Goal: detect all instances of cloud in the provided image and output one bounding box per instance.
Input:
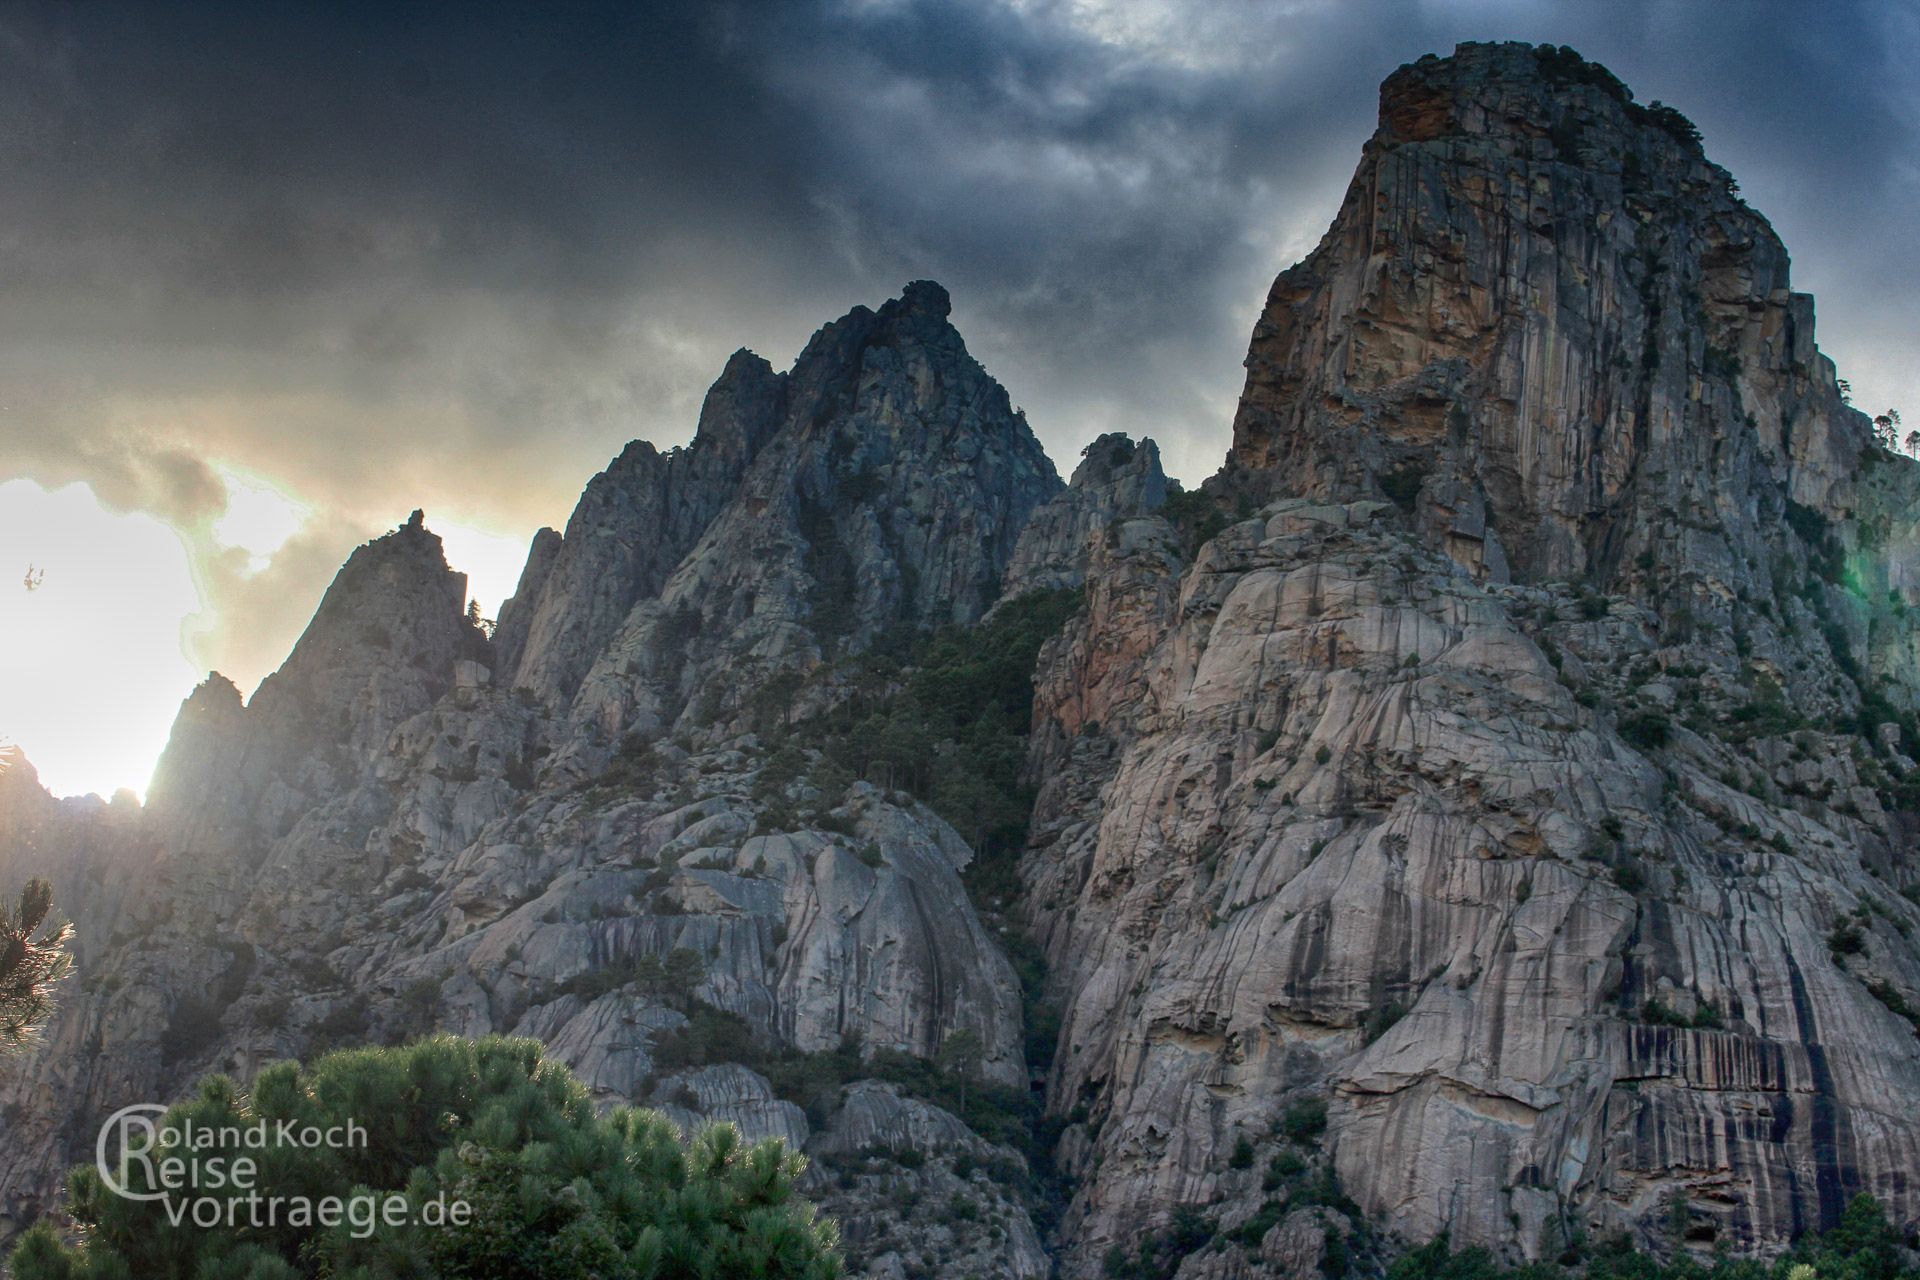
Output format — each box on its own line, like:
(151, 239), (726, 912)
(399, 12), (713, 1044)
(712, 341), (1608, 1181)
(0, 0), (1914, 786)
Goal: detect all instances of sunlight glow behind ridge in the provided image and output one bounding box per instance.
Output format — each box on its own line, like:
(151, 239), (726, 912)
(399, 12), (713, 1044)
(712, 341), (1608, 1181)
(433, 520), (530, 627)
(0, 479), (202, 801)
(0, 477), (537, 801)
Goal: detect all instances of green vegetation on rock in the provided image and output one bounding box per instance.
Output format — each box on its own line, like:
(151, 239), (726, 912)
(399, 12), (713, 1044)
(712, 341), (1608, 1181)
(1387, 1195), (1916, 1280)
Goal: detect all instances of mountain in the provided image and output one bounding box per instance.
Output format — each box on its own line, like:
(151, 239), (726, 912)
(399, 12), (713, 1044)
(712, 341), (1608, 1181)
(1024, 41), (1920, 1274)
(3, 40), (1919, 1280)
(0, 280), (1076, 1276)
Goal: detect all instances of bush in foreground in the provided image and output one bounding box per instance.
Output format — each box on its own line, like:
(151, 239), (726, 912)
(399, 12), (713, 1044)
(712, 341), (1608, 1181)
(12, 1034), (841, 1279)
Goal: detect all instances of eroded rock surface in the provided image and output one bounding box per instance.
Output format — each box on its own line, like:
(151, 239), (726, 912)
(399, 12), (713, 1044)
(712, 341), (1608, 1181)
(1005, 433), (1169, 596)
(1022, 41), (1920, 1277)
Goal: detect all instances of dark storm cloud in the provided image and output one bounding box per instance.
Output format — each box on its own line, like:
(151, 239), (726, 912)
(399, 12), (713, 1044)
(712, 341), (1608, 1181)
(1, 0), (1914, 688)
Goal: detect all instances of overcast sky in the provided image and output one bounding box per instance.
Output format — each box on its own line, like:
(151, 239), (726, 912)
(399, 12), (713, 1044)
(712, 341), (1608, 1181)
(2, 0), (1916, 794)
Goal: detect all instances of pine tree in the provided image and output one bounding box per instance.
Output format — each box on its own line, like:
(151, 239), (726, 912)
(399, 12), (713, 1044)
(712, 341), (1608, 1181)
(11, 1035), (842, 1279)
(935, 1028), (984, 1114)
(661, 947), (706, 1006)
(0, 879), (72, 1052)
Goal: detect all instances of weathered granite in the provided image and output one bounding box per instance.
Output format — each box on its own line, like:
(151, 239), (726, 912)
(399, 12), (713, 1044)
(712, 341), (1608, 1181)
(4, 45), (1919, 1280)
(1020, 42), (1920, 1277)
(1005, 432), (1169, 596)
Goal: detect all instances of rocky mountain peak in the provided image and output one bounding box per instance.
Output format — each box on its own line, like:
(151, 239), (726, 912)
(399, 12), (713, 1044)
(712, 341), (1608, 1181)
(561, 282), (1060, 742)
(153, 513), (489, 811)
(9, 47), (1920, 1280)
(496, 281), (1041, 720)
(0, 746), (39, 797)
(143, 674), (249, 829)
(1020, 42), (1920, 1273)
(1223, 41), (1868, 591)
(692, 348), (785, 461)
(148, 672), (243, 764)
(253, 514), (474, 706)
(180, 670), (243, 712)
(0, 284), (1062, 1270)
(1004, 432), (1168, 595)
(874, 278), (953, 333)
(1068, 433), (1161, 490)
(1379, 42), (1701, 160)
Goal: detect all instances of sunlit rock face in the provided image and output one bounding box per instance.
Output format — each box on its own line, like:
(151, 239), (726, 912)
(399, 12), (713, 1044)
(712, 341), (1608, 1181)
(1022, 41), (1920, 1276)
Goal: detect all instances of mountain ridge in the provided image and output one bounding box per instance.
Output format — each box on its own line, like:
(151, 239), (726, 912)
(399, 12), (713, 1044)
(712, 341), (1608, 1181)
(3, 40), (1919, 1280)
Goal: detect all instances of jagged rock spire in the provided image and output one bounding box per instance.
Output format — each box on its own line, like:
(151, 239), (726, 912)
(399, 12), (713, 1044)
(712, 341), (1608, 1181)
(1003, 433), (1168, 594)
(502, 281), (1060, 735)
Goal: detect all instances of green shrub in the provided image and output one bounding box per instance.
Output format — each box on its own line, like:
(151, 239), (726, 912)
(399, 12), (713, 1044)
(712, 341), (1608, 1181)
(601, 736), (668, 794)
(1619, 711), (1672, 750)
(1107, 1205), (1218, 1278)
(1611, 860), (1648, 894)
(1640, 998), (1690, 1028)
(648, 1003), (1058, 1183)
(1829, 923), (1867, 957)
(1629, 99), (1704, 150)
(1281, 1098), (1328, 1144)
(1230, 1197), (1288, 1247)
(159, 994), (225, 1066)
(1364, 1000), (1408, 1044)
(797, 587), (1082, 901)
(1389, 1193), (1915, 1279)
(1161, 485), (1231, 556)
(1786, 500), (1844, 583)
(1264, 1149), (1307, 1191)
(652, 947), (707, 998)
(399, 977), (442, 1023)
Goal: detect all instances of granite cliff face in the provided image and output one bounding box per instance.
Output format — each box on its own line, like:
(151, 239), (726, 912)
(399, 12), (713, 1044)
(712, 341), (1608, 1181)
(4, 41), (1919, 1280)
(1022, 41), (1920, 1276)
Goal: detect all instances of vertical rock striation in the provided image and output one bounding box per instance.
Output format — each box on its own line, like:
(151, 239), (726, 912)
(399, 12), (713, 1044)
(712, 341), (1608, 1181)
(1022, 42), (1920, 1276)
(1222, 42), (1866, 589)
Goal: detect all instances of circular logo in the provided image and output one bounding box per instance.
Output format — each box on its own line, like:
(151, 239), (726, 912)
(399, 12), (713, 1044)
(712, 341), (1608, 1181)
(96, 1103), (172, 1202)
